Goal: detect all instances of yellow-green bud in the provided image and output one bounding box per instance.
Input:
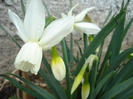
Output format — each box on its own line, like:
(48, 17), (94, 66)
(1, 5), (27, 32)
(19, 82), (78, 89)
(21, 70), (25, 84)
(82, 72), (90, 99)
(71, 64), (88, 94)
(51, 46), (66, 81)
(82, 82), (90, 99)
(85, 54), (98, 71)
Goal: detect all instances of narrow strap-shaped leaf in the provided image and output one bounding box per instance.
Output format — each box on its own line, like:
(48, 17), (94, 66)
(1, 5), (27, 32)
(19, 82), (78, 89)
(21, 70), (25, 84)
(83, 33), (88, 51)
(41, 56), (67, 99)
(101, 48), (133, 93)
(7, 73), (56, 99)
(42, 55), (53, 75)
(90, 71), (115, 99)
(108, 47), (133, 72)
(96, 11), (113, 83)
(39, 68), (67, 99)
(20, 0), (25, 16)
(69, 33), (74, 69)
(122, 18), (133, 40)
(124, 0), (130, 10)
(110, 15), (125, 61)
(74, 39), (83, 57)
(108, 57), (133, 89)
(99, 77), (133, 99)
(0, 74), (45, 99)
(69, 0), (73, 8)
(39, 69), (59, 98)
(74, 10), (126, 76)
(43, 1), (50, 17)
(89, 62), (98, 98)
(0, 25), (21, 48)
(102, 11), (112, 28)
(96, 14), (133, 83)
(61, 38), (72, 99)
(113, 85), (133, 99)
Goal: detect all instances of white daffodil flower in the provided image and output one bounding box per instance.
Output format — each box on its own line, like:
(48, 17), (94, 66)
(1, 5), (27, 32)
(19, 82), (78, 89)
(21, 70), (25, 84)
(61, 4), (101, 35)
(8, 0), (74, 75)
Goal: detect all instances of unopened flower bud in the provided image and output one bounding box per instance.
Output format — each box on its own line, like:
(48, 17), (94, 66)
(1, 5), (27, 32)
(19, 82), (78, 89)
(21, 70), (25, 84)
(82, 72), (90, 99)
(71, 64), (88, 94)
(51, 46), (66, 81)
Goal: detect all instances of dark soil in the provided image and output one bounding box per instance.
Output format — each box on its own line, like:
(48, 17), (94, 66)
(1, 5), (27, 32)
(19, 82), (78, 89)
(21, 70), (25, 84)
(0, 81), (16, 99)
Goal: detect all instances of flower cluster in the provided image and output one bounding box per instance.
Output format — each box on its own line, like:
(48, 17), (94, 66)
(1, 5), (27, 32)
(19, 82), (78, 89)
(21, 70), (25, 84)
(8, 0), (100, 81)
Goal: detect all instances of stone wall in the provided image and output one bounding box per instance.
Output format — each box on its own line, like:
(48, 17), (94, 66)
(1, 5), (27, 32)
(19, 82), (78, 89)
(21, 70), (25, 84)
(0, 0), (133, 76)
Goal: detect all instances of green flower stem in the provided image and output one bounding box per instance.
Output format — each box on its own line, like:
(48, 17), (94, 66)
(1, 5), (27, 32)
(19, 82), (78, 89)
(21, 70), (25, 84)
(88, 35), (94, 43)
(61, 38), (72, 99)
(69, 0), (73, 8)
(0, 25), (21, 48)
(51, 46), (58, 58)
(83, 33), (88, 51)
(84, 71), (89, 84)
(43, 0), (50, 17)
(70, 33), (74, 69)
(20, 0), (25, 16)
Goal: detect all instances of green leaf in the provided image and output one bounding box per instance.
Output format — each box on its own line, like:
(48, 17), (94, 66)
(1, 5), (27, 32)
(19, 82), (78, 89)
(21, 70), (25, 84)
(98, 10), (126, 81)
(102, 11), (112, 28)
(0, 25), (21, 48)
(74, 38), (83, 57)
(110, 15), (125, 62)
(45, 16), (56, 27)
(20, 0), (25, 16)
(69, 0), (73, 8)
(83, 33), (88, 51)
(108, 48), (133, 72)
(122, 18), (133, 40)
(69, 33), (74, 69)
(41, 56), (67, 99)
(99, 77), (133, 99)
(90, 71), (115, 99)
(74, 10), (126, 76)
(6, 73), (56, 99)
(113, 85), (133, 99)
(100, 48), (133, 93)
(43, 1), (50, 16)
(95, 10), (113, 83)
(0, 74), (45, 99)
(39, 68), (67, 99)
(61, 38), (72, 99)
(108, 57), (133, 89)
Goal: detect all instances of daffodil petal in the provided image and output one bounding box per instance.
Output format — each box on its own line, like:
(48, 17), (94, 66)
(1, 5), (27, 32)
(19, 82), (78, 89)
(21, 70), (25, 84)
(51, 56), (66, 81)
(74, 22), (101, 35)
(8, 9), (28, 42)
(15, 42), (42, 75)
(61, 13), (67, 18)
(75, 7), (95, 22)
(68, 4), (79, 16)
(24, 0), (45, 42)
(26, 0), (31, 9)
(39, 16), (74, 50)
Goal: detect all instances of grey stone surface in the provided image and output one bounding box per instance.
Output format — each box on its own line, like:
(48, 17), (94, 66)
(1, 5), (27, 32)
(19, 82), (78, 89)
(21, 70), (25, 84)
(0, 0), (133, 74)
